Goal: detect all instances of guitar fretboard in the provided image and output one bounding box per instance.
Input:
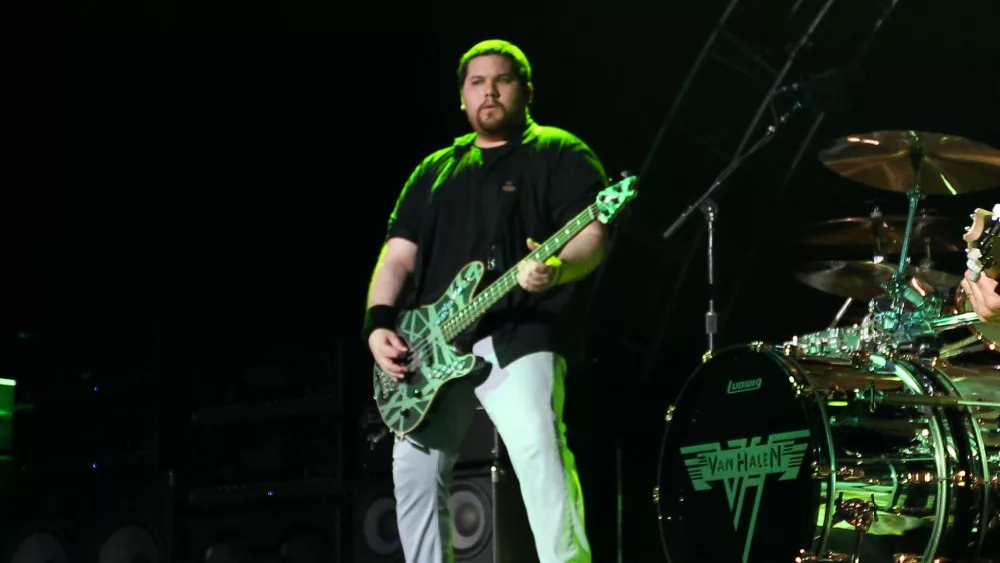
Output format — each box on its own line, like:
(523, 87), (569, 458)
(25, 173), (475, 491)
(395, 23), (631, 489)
(440, 202), (600, 342)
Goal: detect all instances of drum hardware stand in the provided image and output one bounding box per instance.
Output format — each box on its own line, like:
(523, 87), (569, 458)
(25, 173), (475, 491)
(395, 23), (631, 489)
(938, 334), (982, 358)
(859, 382), (1000, 409)
(858, 383), (879, 413)
(918, 237), (934, 270)
(894, 147), (926, 276)
(886, 143), (927, 318)
(827, 206), (887, 329)
(858, 143), (934, 349)
(831, 492), (879, 563)
(869, 205), (886, 264)
(929, 311), (981, 331)
(827, 297), (854, 328)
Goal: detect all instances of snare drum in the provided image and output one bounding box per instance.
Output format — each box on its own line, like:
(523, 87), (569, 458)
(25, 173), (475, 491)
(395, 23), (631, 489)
(655, 344), (1000, 563)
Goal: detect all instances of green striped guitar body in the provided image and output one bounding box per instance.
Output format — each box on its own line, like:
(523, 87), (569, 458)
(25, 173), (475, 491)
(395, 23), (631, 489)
(373, 175), (639, 436)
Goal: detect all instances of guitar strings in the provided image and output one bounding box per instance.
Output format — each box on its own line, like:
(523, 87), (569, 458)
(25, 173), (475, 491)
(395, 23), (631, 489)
(395, 270), (517, 372)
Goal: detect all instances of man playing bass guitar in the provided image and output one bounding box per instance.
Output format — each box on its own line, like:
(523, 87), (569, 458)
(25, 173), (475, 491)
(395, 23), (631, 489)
(362, 39), (606, 563)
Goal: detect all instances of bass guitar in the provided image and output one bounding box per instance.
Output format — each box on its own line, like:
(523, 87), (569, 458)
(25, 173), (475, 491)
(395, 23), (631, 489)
(372, 175), (639, 436)
(963, 203), (1000, 281)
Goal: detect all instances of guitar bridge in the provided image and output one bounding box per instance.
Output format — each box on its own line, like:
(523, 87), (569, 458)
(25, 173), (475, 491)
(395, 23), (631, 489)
(378, 373), (399, 397)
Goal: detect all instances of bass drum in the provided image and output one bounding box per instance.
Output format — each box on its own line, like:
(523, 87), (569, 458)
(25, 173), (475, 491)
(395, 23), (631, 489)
(655, 344), (1000, 563)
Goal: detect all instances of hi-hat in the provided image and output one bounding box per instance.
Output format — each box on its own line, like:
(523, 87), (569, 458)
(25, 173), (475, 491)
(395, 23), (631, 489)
(795, 260), (962, 300)
(819, 131), (1000, 194)
(800, 215), (961, 253)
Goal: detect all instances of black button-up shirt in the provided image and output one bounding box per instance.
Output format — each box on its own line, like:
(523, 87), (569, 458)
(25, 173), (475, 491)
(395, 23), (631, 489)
(386, 118), (607, 369)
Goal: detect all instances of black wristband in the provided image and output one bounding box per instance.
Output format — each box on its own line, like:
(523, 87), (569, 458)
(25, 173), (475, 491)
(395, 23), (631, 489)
(362, 304), (400, 343)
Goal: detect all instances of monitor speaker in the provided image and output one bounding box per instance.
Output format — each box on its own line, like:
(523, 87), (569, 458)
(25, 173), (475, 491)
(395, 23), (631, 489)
(350, 465), (536, 563)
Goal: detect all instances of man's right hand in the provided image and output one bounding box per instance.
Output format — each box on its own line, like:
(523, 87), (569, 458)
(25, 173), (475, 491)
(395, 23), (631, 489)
(368, 328), (409, 380)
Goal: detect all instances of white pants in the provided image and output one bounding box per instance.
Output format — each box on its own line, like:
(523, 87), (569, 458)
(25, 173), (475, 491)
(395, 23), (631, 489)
(392, 336), (590, 563)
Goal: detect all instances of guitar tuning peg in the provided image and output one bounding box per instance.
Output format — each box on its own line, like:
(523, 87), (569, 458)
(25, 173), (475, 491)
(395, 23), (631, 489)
(620, 170), (632, 179)
(965, 226), (971, 232)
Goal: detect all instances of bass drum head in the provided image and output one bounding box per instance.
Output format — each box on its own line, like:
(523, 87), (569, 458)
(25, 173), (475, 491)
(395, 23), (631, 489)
(657, 345), (824, 563)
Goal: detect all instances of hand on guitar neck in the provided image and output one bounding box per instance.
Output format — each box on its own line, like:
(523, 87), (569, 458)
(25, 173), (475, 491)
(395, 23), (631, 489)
(961, 204), (1000, 324)
(960, 272), (1000, 324)
(516, 237), (563, 293)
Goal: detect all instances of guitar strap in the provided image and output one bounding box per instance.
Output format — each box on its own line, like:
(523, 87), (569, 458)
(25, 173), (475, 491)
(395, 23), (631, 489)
(476, 144), (519, 273)
(481, 176), (520, 334)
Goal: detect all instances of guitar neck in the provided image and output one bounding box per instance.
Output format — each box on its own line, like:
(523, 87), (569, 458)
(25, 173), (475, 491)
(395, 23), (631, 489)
(966, 207), (1000, 279)
(440, 202), (600, 341)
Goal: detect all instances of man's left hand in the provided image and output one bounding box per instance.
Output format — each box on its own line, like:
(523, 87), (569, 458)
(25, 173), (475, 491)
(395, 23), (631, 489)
(961, 269), (1000, 324)
(517, 238), (562, 293)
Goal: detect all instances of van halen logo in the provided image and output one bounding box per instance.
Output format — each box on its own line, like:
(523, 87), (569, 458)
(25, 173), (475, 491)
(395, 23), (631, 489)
(680, 429), (810, 563)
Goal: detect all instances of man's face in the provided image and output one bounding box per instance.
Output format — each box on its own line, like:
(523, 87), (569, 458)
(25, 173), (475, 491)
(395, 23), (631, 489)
(460, 54), (529, 137)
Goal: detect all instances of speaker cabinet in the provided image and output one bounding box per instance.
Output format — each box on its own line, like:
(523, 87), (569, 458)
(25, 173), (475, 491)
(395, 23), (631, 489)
(351, 465), (536, 563)
(352, 480), (400, 563)
(0, 470), (174, 563)
(182, 497), (342, 563)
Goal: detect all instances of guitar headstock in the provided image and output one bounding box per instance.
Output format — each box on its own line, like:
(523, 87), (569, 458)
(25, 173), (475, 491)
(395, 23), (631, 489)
(596, 175), (639, 224)
(963, 203), (1000, 282)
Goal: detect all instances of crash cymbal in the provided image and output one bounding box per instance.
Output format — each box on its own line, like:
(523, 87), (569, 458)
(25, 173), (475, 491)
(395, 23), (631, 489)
(800, 215), (962, 253)
(795, 260), (962, 300)
(819, 131), (1000, 194)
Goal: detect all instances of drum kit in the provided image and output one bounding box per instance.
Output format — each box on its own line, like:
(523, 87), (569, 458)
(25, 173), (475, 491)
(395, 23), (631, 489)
(655, 131), (1000, 563)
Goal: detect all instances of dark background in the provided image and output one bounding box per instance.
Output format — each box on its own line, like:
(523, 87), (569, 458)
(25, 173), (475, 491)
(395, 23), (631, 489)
(4, 0), (1000, 560)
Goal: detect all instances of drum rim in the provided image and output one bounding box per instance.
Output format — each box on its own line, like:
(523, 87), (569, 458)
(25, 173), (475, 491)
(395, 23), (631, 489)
(887, 359), (952, 560)
(918, 360), (994, 559)
(653, 343), (837, 561)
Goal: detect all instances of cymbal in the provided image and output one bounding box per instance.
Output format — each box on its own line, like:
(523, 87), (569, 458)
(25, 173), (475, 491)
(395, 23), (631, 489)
(800, 215), (962, 253)
(819, 131), (1000, 194)
(795, 260), (962, 300)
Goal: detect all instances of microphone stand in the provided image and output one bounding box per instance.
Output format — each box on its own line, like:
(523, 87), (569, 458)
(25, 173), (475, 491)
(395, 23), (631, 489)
(662, 101), (803, 353)
(702, 198), (718, 353)
(662, 102), (803, 241)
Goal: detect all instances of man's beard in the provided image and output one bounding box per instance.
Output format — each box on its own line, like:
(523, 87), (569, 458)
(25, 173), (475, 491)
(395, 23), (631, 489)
(473, 104), (514, 136)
